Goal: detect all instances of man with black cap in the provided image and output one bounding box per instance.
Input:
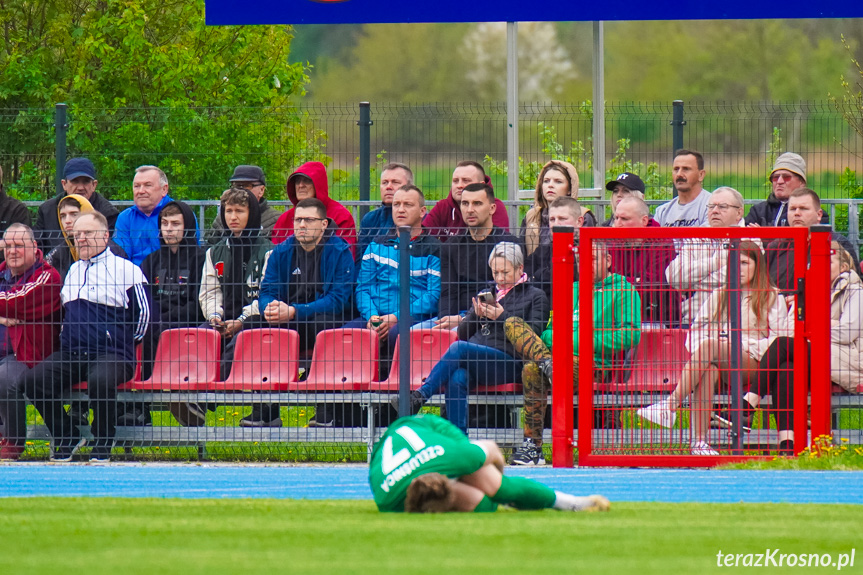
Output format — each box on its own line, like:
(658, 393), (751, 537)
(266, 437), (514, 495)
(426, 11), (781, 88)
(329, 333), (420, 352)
(34, 158), (119, 252)
(206, 165), (280, 244)
(745, 152), (827, 227)
(602, 172), (648, 227)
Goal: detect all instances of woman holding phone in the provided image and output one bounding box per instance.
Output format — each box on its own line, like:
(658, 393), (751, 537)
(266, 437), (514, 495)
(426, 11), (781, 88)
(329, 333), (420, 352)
(394, 242), (549, 434)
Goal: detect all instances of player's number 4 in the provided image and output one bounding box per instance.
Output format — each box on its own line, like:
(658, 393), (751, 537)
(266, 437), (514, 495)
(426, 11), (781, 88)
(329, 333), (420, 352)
(380, 427), (427, 474)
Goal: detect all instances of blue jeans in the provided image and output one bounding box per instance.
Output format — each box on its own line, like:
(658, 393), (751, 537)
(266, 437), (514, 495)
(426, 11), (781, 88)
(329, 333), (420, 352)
(416, 341), (522, 434)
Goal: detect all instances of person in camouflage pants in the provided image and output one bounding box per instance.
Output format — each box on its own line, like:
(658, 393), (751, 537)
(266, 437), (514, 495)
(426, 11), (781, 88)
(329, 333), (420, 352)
(503, 316), (578, 447)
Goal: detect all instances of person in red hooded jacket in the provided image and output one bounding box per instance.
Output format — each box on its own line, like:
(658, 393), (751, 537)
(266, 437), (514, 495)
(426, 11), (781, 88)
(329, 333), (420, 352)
(271, 161), (357, 254)
(0, 224), (63, 460)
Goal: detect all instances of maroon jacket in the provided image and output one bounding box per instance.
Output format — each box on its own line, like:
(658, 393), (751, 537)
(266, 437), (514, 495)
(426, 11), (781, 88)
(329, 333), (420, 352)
(0, 252), (63, 367)
(609, 220), (680, 324)
(423, 176), (510, 241)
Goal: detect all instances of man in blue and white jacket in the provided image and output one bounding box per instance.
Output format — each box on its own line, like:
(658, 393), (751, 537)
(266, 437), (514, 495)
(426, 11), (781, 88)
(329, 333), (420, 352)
(344, 185), (441, 354)
(21, 212), (152, 462)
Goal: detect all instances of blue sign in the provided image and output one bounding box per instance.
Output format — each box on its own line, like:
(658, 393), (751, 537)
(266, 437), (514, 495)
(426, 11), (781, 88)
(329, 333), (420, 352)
(206, 0), (863, 26)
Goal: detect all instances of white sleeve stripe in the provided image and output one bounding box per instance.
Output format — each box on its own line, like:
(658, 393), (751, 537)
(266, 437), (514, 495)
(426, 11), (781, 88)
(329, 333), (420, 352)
(0, 270), (53, 302)
(133, 283), (149, 340)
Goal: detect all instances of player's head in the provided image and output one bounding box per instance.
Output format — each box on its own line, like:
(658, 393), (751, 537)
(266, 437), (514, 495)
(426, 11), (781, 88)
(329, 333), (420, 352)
(405, 473), (456, 513)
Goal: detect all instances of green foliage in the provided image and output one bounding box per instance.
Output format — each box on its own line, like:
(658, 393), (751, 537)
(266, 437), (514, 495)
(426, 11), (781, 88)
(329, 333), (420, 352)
(723, 435), (863, 470)
(0, 0), (315, 201)
(830, 34), (863, 143)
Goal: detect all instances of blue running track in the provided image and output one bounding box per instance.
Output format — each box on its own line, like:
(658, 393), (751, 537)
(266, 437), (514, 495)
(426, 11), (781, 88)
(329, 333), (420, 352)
(1, 464), (861, 504)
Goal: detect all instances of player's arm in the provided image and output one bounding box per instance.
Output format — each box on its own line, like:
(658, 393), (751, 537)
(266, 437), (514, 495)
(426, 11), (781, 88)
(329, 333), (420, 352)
(473, 440), (505, 473)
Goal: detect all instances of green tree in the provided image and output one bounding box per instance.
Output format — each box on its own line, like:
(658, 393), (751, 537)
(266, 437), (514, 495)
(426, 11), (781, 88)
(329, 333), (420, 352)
(0, 0), (315, 202)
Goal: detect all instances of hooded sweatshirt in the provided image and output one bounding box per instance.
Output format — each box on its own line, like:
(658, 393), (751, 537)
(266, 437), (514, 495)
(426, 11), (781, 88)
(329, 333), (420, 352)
(200, 189), (272, 323)
(141, 201), (206, 325)
(423, 175), (511, 241)
(35, 190), (119, 252)
(44, 193), (127, 280)
(271, 161), (357, 252)
(541, 273), (642, 368)
(830, 270), (863, 392)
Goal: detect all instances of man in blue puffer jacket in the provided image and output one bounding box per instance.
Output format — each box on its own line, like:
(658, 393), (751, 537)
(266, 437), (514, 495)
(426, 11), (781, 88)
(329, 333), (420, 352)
(345, 185), (441, 355)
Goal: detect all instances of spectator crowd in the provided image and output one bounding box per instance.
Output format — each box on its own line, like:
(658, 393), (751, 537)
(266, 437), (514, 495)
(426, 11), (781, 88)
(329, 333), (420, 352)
(0, 150), (859, 463)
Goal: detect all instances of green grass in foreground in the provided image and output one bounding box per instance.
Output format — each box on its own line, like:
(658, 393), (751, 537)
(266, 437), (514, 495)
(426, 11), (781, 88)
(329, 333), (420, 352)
(0, 498), (859, 575)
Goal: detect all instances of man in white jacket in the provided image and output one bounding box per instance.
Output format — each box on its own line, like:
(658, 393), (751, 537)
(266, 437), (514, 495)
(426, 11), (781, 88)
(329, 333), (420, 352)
(665, 187), (746, 324)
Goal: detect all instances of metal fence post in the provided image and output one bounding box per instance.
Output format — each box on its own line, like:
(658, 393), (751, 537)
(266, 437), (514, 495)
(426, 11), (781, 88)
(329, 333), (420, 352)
(726, 240), (743, 453)
(807, 225), (833, 443)
(397, 226), (411, 418)
(671, 100), (685, 198)
(551, 226), (575, 467)
(358, 102), (372, 221)
(55, 103), (68, 195)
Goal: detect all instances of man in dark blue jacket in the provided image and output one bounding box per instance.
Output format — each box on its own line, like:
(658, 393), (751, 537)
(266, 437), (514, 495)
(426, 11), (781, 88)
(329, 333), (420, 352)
(20, 211), (152, 462)
(257, 197), (355, 427)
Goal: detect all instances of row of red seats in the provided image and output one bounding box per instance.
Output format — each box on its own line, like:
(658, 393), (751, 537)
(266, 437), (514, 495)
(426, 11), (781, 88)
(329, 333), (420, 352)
(80, 326), (690, 394)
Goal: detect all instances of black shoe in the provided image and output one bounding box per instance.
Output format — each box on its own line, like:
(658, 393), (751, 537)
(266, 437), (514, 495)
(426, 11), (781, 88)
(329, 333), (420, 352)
(239, 412), (282, 428)
(509, 438), (545, 466)
(711, 406), (753, 433)
(390, 391), (426, 415)
(68, 403), (90, 428)
(50, 437), (87, 462)
(169, 403), (206, 427)
(778, 439), (795, 455)
(118, 408), (152, 427)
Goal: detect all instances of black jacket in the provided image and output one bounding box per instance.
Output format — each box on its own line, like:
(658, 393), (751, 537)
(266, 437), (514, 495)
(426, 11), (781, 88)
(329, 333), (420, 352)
(767, 232), (861, 294)
(141, 201), (206, 325)
(457, 281), (550, 357)
(35, 191), (119, 252)
(438, 227), (518, 317)
(0, 187), (32, 231)
(746, 193), (829, 227)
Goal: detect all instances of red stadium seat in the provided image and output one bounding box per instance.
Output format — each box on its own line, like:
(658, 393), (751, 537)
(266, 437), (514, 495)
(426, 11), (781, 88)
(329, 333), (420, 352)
(289, 328), (379, 391)
(214, 328), (299, 391)
(372, 328), (458, 392)
(125, 328), (221, 391)
(595, 328), (690, 393)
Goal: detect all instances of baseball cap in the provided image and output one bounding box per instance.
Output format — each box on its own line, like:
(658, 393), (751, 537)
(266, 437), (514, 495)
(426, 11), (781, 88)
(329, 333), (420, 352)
(63, 158), (96, 181)
(230, 165), (266, 185)
(770, 153), (806, 183)
(605, 172), (645, 194)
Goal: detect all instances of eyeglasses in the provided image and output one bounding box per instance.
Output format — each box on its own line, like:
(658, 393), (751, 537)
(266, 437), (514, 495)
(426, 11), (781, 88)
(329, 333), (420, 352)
(771, 173), (797, 183)
(294, 217), (325, 225)
(706, 203), (742, 212)
(234, 182), (263, 190)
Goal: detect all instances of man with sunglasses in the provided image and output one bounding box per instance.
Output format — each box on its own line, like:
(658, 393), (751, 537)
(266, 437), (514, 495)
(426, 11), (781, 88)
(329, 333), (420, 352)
(746, 153), (827, 227)
(207, 165), (280, 244)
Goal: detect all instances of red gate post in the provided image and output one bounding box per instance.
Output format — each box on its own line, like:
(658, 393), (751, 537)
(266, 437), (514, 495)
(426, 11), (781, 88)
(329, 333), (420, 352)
(807, 225), (833, 443)
(551, 226), (575, 467)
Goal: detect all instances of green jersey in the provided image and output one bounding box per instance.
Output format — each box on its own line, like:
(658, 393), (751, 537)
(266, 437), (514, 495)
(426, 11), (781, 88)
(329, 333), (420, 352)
(369, 415), (488, 512)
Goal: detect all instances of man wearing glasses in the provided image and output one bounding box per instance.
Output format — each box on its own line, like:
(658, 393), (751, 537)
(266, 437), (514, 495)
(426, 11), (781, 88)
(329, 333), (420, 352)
(666, 187), (746, 324)
(207, 165), (280, 244)
(746, 153), (827, 227)
(257, 197), (355, 427)
(20, 212), (151, 462)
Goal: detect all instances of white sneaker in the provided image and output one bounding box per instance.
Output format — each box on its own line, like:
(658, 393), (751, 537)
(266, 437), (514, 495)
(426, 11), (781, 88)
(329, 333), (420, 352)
(637, 401), (676, 428)
(554, 492), (611, 512)
(690, 440), (719, 456)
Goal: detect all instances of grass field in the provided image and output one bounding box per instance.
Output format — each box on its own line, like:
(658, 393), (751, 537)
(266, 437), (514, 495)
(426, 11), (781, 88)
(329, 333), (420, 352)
(1, 498), (859, 574)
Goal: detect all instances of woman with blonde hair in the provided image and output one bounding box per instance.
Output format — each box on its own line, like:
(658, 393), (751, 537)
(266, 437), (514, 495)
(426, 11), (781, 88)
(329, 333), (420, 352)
(638, 241), (792, 455)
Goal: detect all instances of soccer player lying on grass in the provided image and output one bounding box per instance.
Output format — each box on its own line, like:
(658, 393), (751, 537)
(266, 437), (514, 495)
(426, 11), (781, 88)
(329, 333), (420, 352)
(369, 414), (609, 513)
